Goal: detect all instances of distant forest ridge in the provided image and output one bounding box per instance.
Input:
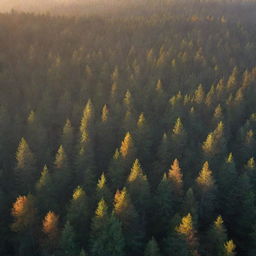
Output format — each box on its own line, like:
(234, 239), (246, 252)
(1, 0), (256, 16)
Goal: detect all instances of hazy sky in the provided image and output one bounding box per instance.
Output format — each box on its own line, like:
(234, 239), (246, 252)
(0, 0), (145, 14)
(0, 0), (88, 12)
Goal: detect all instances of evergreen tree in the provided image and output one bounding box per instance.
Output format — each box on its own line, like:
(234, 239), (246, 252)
(164, 231), (192, 256)
(127, 159), (150, 234)
(61, 119), (74, 160)
(60, 221), (79, 256)
(66, 186), (90, 246)
(194, 84), (205, 104)
(114, 187), (144, 255)
(15, 138), (36, 193)
(26, 110), (49, 166)
(153, 133), (170, 187)
(35, 165), (55, 214)
(53, 145), (72, 208)
(176, 213), (198, 256)
(96, 104), (115, 170)
(218, 154), (239, 231)
(182, 188), (198, 225)
(196, 161), (217, 227)
(202, 121), (227, 161)
(144, 237), (161, 256)
(196, 161), (215, 191)
(96, 173), (112, 205)
(223, 240), (236, 256)
(77, 99), (96, 187)
(170, 117), (187, 160)
(42, 211), (60, 254)
(168, 159), (183, 196)
(11, 194), (37, 256)
(120, 132), (136, 162)
(207, 216), (228, 256)
(152, 174), (174, 236)
(245, 157), (256, 190)
(212, 104), (224, 126)
(91, 199), (125, 256)
(233, 174), (256, 252)
(108, 149), (126, 190)
(135, 113), (152, 169)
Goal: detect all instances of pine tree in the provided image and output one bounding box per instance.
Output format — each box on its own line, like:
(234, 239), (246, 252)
(61, 119), (74, 160)
(123, 90), (133, 112)
(202, 121), (226, 160)
(53, 145), (72, 208)
(218, 154), (239, 230)
(91, 199), (109, 252)
(54, 145), (69, 170)
(194, 84), (205, 104)
(240, 129), (256, 163)
(35, 165), (55, 213)
(153, 174), (174, 236)
(96, 104), (115, 170)
(173, 117), (184, 135)
(77, 99), (96, 186)
(196, 161), (217, 227)
(245, 157), (256, 190)
(11, 195), (36, 233)
(26, 110), (50, 165)
(96, 173), (112, 205)
(182, 188), (198, 225)
(91, 199), (125, 256)
(168, 159), (183, 196)
(42, 211), (59, 254)
(108, 149), (126, 190)
(234, 174), (256, 252)
(224, 240), (236, 256)
(246, 157), (255, 171)
(171, 117), (187, 160)
(227, 66), (238, 91)
(127, 159), (150, 224)
(60, 221), (79, 256)
(207, 216), (228, 256)
(120, 132), (136, 160)
(15, 138), (36, 194)
(153, 79), (167, 117)
(114, 187), (144, 255)
(11, 194), (37, 256)
(153, 133), (170, 187)
(135, 113), (152, 169)
(164, 231), (191, 256)
(212, 104), (224, 126)
(176, 213), (198, 255)
(66, 186), (90, 246)
(119, 132), (136, 172)
(196, 161), (215, 191)
(144, 237), (161, 256)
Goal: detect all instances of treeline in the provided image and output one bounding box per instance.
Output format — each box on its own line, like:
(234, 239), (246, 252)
(1, 1), (256, 256)
(2, 0), (256, 18)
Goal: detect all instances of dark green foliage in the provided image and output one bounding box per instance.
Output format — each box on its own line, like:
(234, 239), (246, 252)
(15, 138), (36, 194)
(152, 174), (173, 237)
(1, 1), (256, 255)
(66, 186), (90, 247)
(60, 221), (79, 256)
(164, 232), (192, 256)
(144, 237), (161, 256)
(206, 216), (228, 256)
(90, 200), (125, 256)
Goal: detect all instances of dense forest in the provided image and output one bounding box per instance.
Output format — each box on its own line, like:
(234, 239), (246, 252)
(1, 0), (256, 255)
